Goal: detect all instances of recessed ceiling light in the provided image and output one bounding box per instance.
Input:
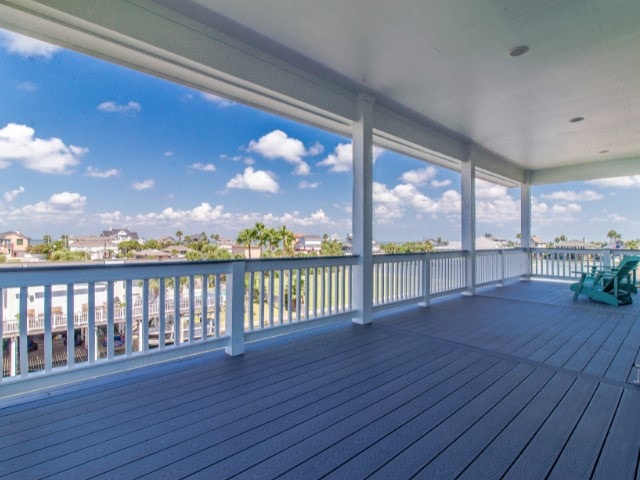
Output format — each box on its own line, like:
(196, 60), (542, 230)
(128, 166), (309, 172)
(508, 45), (529, 57)
(599, 149), (609, 154)
(569, 116), (584, 123)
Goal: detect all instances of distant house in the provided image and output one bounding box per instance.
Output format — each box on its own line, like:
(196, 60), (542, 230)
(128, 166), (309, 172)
(556, 239), (599, 250)
(0, 230), (30, 257)
(100, 228), (141, 244)
(531, 235), (547, 248)
(134, 249), (172, 259)
(232, 245), (261, 259)
(439, 236), (509, 251)
(294, 234), (322, 253)
(68, 235), (118, 260)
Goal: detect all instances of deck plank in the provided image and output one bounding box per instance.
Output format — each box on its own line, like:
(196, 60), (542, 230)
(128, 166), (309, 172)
(592, 387), (640, 479)
(547, 383), (622, 479)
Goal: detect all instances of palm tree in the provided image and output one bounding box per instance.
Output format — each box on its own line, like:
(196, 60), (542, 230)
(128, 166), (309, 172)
(252, 222), (267, 252)
(554, 234), (567, 244)
(607, 229), (622, 247)
(626, 239), (639, 251)
(278, 225), (296, 257)
(43, 234), (52, 245)
(237, 228), (256, 259)
(175, 230), (183, 243)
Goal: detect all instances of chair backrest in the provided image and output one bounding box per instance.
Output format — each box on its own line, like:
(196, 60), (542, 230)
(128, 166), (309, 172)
(603, 255), (640, 288)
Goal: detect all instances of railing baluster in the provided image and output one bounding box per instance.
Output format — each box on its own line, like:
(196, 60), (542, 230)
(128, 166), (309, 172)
(173, 276), (181, 347)
(125, 279), (133, 355)
(188, 275), (195, 343)
(259, 271), (265, 329)
(88, 282), (96, 362)
(43, 285), (52, 372)
(202, 276), (208, 341)
(142, 279), (150, 352)
(66, 284), (75, 369)
(158, 278), (165, 349)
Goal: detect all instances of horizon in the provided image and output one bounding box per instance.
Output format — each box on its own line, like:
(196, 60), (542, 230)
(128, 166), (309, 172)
(1, 28), (638, 244)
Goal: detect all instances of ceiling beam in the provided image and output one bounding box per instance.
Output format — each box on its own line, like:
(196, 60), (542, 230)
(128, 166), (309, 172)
(530, 156), (640, 185)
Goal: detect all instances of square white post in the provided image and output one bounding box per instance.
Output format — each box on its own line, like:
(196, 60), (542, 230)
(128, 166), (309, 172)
(352, 94), (375, 325)
(520, 177), (532, 279)
(461, 147), (476, 295)
(225, 261), (246, 356)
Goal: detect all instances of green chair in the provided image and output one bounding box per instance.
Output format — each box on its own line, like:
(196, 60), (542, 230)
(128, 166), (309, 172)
(570, 255), (640, 306)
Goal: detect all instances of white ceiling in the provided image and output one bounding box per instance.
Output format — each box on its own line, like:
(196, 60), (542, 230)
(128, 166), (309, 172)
(158, 0), (640, 172)
(1, 0), (639, 183)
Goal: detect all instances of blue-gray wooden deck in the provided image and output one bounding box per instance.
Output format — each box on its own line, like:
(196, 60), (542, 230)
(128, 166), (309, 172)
(2, 280), (640, 479)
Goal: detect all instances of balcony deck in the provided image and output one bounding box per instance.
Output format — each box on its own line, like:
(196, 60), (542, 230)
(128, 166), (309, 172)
(2, 279), (640, 479)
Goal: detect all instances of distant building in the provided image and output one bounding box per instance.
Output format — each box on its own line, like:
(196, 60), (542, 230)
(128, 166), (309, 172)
(134, 249), (172, 259)
(556, 239), (599, 250)
(68, 235), (118, 260)
(232, 245), (261, 258)
(530, 235), (547, 248)
(100, 228), (141, 244)
(294, 234), (322, 253)
(0, 230), (30, 257)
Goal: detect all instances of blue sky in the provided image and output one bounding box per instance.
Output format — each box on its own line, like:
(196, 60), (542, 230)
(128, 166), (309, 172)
(0, 28), (638, 244)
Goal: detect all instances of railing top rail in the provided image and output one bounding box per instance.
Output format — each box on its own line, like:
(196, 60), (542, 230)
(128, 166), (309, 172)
(0, 260), (235, 288)
(244, 255), (358, 272)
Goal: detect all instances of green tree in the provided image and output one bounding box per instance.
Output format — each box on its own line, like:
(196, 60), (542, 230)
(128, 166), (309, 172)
(278, 225), (296, 257)
(118, 239), (142, 256)
(237, 228), (257, 259)
(321, 239), (344, 256)
(143, 239), (161, 250)
(175, 230), (183, 243)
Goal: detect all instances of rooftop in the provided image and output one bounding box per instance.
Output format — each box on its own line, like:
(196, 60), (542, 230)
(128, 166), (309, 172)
(3, 280), (640, 478)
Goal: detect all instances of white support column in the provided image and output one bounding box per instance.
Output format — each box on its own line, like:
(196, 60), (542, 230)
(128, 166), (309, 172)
(520, 175), (532, 279)
(461, 147), (476, 295)
(352, 94), (375, 325)
(225, 261), (246, 356)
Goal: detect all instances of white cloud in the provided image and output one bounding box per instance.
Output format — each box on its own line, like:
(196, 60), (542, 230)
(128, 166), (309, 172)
(5, 192), (86, 224)
(587, 175), (640, 188)
(135, 202), (231, 226)
(307, 141), (324, 156)
(97, 211), (123, 224)
(0, 31), (61, 59)
(97, 101), (141, 114)
(132, 179), (155, 190)
(551, 203), (582, 215)
(298, 180), (321, 189)
(201, 92), (235, 107)
(49, 192), (86, 208)
(164, 151), (174, 157)
(541, 190), (602, 202)
(317, 142), (384, 173)
(261, 209), (332, 227)
(0, 123), (86, 174)
(400, 166), (436, 186)
(3, 186), (24, 202)
(248, 130), (311, 175)
(372, 182), (440, 223)
(431, 179), (452, 188)
(190, 163), (216, 172)
(226, 167), (280, 193)
(86, 166), (120, 178)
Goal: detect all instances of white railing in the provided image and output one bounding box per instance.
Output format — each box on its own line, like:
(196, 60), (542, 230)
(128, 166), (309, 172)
(243, 256), (357, 337)
(0, 257), (358, 383)
(9, 247), (633, 385)
(429, 251), (467, 297)
(0, 261), (232, 381)
(476, 249), (529, 286)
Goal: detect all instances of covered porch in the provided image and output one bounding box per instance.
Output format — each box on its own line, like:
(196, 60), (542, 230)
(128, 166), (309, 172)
(2, 280), (640, 479)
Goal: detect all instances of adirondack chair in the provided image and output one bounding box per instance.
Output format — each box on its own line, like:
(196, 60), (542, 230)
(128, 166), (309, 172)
(570, 255), (640, 306)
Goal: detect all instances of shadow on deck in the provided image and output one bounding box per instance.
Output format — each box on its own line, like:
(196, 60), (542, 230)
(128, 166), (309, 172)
(1, 280), (640, 479)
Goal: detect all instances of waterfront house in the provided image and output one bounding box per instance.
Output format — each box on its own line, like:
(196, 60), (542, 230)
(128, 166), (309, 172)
(100, 228), (142, 244)
(0, 230), (30, 258)
(294, 234), (322, 253)
(68, 235), (118, 260)
(2, 2), (640, 478)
